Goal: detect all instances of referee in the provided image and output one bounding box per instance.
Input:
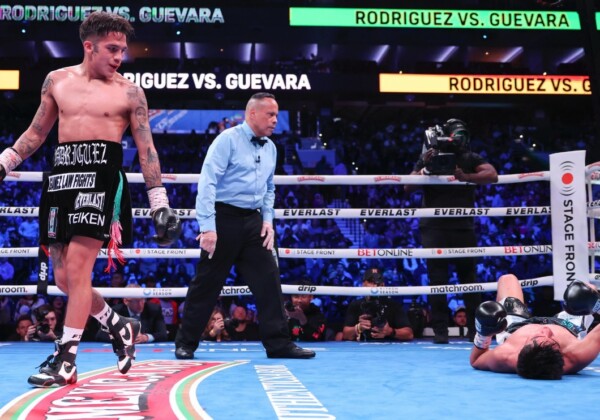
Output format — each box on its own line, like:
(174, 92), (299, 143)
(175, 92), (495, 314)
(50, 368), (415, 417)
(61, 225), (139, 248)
(175, 92), (315, 360)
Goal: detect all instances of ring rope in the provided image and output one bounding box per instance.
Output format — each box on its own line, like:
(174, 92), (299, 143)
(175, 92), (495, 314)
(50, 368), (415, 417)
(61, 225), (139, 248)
(3, 164), (600, 185)
(0, 206), (553, 219)
(1, 204), (597, 220)
(2, 171), (551, 185)
(3, 243), (600, 259)
(0, 276), (558, 298)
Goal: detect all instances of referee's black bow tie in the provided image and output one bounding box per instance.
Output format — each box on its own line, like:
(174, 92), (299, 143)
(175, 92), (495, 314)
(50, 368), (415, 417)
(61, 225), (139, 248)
(251, 136), (267, 147)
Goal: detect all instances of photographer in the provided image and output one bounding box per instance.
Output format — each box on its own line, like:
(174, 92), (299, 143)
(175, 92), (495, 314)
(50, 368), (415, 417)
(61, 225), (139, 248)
(201, 307), (231, 342)
(405, 119), (498, 344)
(30, 305), (62, 342)
(342, 268), (413, 342)
(285, 279), (327, 342)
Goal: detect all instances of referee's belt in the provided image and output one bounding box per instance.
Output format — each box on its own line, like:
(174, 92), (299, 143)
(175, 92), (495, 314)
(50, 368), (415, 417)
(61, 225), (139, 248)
(215, 202), (260, 216)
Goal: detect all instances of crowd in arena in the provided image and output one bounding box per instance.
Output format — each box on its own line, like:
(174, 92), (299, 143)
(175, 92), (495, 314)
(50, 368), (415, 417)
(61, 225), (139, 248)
(0, 113), (597, 341)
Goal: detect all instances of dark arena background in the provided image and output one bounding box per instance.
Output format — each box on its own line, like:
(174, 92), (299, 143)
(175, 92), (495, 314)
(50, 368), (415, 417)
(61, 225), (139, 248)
(2, 1), (600, 419)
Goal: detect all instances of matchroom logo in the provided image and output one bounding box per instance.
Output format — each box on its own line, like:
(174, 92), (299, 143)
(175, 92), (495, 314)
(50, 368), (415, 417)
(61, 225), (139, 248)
(0, 360), (246, 419)
(558, 160), (576, 196)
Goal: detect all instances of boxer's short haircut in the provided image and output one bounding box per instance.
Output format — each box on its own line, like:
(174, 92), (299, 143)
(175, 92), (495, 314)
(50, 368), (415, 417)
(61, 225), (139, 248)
(79, 11), (134, 43)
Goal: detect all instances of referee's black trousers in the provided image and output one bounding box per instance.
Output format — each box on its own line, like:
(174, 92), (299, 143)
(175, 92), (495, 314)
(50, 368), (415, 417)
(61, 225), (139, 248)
(176, 203), (291, 353)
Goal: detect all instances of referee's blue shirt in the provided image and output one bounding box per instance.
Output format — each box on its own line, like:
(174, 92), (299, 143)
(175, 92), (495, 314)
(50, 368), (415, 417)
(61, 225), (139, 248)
(196, 121), (276, 232)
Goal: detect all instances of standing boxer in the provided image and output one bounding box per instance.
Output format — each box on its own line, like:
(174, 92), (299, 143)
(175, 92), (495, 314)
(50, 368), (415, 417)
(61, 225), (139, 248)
(175, 92), (315, 360)
(470, 274), (600, 379)
(0, 11), (181, 387)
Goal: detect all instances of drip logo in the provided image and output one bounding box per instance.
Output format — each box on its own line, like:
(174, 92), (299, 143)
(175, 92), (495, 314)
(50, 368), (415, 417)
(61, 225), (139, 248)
(559, 160), (576, 196)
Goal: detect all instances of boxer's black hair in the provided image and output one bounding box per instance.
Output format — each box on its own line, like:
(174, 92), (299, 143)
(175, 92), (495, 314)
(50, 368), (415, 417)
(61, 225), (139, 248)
(79, 11), (134, 43)
(516, 341), (564, 380)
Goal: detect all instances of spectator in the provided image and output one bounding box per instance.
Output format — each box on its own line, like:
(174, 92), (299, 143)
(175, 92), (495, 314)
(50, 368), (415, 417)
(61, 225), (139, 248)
(107, 271), (127, 307)
(0, 259), (14, 283)
(227, 305), (260, 341)
(285, 279), (326, 342)
(50, 295), (67, 326)
(96, 285), (168, 343)
(8, 315), (34, 341)
(452, 307), (468, 338)
(328, 262), (353, 286)
(342, 268), (413, 342)
(149, 296), (180, 341)
(201, 307), (231, 342)
(31, 305), (62, 342)
(17, 218), (38, 246)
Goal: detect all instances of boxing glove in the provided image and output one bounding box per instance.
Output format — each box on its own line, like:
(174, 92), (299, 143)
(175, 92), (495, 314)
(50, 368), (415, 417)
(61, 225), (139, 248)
(475, 301), (508, 336)
(564, 280), (600, 316)
(474, 301), (507, 349)
(152, 207), (182, 246)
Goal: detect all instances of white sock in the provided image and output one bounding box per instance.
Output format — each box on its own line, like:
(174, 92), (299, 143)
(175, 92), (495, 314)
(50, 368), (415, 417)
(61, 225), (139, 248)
(92, 301), (118, 328)
(61, 326), (83, 344)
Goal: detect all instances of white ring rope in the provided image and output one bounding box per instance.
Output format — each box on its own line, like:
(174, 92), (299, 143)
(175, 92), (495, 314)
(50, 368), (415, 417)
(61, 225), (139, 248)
(0, 204), (597, 219)
(3, 171), (550, 185)
(0, 206), (553, 219)
(1, 204), (598, 219)
(2, 164), (598, 185)
(0, 276), (560, 298)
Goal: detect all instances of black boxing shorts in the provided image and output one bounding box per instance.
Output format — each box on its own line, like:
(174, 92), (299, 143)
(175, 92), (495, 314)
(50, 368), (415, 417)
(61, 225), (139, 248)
(39, 140), (132, 248)
(495, 297), (531, 345)
(505, 316), (581, 338)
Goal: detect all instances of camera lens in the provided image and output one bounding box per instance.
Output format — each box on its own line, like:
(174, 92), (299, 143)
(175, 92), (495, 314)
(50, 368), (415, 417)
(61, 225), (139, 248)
(224, 318), (239, 330)
(36, 322), (50, 334)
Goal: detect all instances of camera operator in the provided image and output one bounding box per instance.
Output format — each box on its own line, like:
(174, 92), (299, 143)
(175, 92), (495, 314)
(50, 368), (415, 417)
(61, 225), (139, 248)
(285, 279), (327, 342)
(30, 305), (62, 342)
(405, 119), (498, 344)
(342, 268), (413, 342)
(201, 307), (231, 342)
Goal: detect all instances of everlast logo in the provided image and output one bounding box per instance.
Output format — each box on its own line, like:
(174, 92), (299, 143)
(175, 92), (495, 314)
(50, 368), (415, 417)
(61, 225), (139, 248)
(373, 175), (402, 182)
(39, 261), (48, 281)
(297, 285), (317, 293)
(297, 176), (325, 182)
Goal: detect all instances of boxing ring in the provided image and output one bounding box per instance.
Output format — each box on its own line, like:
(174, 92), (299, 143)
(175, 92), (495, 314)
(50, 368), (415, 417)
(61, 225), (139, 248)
(1, 150), (600, 419)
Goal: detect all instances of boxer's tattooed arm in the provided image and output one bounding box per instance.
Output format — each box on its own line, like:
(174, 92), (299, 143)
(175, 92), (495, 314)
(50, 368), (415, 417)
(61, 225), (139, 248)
(14, 134), (40, 158)
(140, 147), (161, 187)
(14, 73), (56, 158)
(130, 85), (163, 188)
(129, 86), (150, 140)
(31, 102), (49, 135)
(135, 106), (149, 132)
(41, 75), (53, 96)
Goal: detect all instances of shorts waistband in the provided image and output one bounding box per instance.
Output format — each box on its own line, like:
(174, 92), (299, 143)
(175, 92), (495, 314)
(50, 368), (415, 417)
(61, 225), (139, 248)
(53, 140), (123, 169)
(215, 202), (259, 216)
